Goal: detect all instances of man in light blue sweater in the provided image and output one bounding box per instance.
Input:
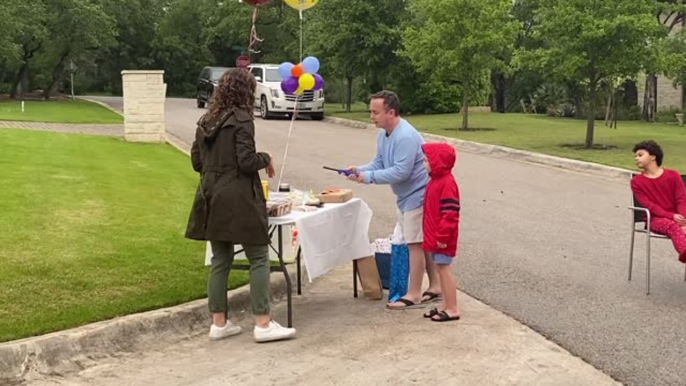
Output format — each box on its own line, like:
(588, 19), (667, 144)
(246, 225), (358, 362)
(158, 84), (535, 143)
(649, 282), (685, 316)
(348, 90), (441, 309)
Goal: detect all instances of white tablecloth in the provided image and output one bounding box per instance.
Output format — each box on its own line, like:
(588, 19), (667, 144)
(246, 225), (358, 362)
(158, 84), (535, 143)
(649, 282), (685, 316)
(205, 198), (374, 281)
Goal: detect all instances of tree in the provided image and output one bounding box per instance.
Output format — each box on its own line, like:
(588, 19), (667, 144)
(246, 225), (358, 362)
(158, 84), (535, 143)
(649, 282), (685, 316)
(3, 1), (49, 98)
(307, 0), (405, 112)
(518, 0), (666, 148)
(401, 0), (517, 130)
(92, 0), (165, 95)
(37, 0), (116, 100)
(642, 0), (686, 121)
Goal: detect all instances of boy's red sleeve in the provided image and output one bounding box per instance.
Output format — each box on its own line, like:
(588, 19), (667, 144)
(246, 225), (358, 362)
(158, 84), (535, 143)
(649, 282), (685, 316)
(436, 182), (460, 244)
(631, 177), (675, 219)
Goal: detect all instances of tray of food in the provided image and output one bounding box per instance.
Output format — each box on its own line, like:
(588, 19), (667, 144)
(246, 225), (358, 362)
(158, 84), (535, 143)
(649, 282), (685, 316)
(266, 198), (292, 217)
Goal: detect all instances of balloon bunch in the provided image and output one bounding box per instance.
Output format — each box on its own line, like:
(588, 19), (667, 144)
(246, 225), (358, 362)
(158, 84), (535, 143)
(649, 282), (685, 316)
(279, 56), (324, 96)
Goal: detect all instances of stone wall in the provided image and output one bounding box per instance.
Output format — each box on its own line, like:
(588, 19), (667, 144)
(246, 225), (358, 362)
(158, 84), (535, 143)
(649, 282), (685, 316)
(121, 70), (167, 142)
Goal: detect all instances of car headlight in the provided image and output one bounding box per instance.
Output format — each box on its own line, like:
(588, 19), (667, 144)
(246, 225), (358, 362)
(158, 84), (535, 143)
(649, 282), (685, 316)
(317, 90), (324, 99)
(270, 88), (279, 98)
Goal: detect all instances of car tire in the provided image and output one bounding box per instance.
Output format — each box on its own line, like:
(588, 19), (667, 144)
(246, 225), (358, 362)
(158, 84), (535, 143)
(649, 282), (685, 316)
(260, 96), (271, 120)
(197, 96), (205, 109)
(311, 112), (324, 121)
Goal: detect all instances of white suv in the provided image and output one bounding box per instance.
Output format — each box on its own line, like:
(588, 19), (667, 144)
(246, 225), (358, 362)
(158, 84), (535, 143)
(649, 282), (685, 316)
(249, 64), (325, 120)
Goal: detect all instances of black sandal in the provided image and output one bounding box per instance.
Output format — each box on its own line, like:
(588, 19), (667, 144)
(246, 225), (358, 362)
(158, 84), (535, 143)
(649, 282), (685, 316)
(431, 311), (461, 322)
(423, 308), (440, 318)
(386, 298), (424, 310)
(421, 291), (441, 304)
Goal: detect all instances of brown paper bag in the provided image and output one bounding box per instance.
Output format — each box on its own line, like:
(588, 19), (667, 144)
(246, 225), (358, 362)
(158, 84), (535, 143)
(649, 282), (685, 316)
(355, 256), (383, 300)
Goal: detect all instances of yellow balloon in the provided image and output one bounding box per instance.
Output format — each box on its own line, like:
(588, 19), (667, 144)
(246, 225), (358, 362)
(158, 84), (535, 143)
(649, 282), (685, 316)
(294, 87), (304, 95)
(284, 0), (319, 11)
(298, 74), (315, 90)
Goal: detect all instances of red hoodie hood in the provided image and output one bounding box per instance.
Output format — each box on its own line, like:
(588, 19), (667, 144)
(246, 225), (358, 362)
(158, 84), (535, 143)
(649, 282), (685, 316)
(422, 142), (456, 178)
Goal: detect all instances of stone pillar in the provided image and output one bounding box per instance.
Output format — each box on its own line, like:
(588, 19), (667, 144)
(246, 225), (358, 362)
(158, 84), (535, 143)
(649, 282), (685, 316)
(121, 70), (167, 142)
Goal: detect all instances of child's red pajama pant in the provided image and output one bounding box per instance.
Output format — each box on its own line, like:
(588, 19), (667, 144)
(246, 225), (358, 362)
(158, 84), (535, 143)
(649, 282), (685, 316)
(650, 218), (686, 262)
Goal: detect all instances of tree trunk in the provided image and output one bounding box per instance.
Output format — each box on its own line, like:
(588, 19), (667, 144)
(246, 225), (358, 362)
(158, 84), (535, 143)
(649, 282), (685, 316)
(491, 70), (506, 113)
(604, 90), (612, 127)
(345, 76), (353, 113)
(585, 89), (596, 149)
(642, 74), (656, 122)
(44, 50), (71, 100)
(461, 83), (469, 131)
(10, 42), (42, 99)
(10, 64), (29, 99)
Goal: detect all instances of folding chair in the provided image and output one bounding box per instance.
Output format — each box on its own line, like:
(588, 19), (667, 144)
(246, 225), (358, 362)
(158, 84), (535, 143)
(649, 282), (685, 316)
(628, 174), (686, 295)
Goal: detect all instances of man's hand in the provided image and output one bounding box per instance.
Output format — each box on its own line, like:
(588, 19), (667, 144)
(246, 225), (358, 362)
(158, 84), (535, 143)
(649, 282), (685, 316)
(674, 214), (686, 226)
(437, 242), (447, 249)
(348, 172), (365, 184)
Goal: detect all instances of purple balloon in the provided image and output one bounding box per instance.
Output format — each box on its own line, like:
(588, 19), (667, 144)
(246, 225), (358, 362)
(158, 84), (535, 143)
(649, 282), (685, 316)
(313, 74), (324, 91)
(281, 76), (299, 94)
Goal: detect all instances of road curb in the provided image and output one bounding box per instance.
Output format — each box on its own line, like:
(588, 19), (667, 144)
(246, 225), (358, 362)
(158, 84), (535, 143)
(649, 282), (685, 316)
(0, 271), (297, 385)
(76, 97), (124, 116)
(323, 116), (375, 130)
(327, 115), (633, 181)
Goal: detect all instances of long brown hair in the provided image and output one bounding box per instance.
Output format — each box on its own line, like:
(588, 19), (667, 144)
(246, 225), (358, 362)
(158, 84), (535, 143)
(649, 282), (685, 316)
(207, 68), (256, 120)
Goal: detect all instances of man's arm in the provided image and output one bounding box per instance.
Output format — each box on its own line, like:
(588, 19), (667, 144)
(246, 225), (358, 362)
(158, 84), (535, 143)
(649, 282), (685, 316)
(631, 178), (676, 219)
(357, 134), (383, 172)
(363, 139), (415, 185)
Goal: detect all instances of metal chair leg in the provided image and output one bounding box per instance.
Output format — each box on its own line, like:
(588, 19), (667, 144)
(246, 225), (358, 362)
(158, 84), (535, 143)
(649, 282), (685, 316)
(629, 227), (636, 281)
(646, 230), (651, 295)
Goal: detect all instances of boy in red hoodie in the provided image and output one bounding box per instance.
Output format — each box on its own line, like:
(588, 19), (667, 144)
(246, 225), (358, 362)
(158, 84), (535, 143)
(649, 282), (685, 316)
(421, 143), (461, 322)
(630, 140), (686, 262)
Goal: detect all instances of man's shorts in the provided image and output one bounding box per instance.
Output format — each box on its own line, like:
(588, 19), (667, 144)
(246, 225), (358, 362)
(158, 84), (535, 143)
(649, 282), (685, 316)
(397, 206), (423, 244)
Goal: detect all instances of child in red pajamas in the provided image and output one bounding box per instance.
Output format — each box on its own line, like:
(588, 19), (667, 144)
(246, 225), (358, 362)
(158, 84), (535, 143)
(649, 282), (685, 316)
(630, 140), (686, 262)
(421, 143), (461, 322)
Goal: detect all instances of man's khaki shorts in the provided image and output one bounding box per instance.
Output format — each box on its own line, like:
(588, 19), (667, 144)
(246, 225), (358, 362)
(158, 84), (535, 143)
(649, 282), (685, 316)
(398, 206), (423, 244)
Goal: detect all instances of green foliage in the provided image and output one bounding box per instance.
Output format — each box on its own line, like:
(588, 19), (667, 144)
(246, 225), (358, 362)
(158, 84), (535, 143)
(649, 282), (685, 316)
(401, 0), (517, 128)
(516, 0), (667, 147)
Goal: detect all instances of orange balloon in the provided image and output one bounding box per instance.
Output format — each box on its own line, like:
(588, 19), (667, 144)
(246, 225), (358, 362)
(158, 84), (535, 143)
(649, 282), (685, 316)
(291, 64), (304, 78)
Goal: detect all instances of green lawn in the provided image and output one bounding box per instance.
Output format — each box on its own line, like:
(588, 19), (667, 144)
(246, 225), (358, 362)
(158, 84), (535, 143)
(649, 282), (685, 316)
(0, 129), (248, 342)
(331, 110), (686, 172)
(0, 99), (123, 124)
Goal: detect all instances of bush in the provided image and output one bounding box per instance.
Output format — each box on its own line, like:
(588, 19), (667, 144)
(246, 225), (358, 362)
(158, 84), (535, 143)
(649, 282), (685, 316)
(656, 107), (683, 123)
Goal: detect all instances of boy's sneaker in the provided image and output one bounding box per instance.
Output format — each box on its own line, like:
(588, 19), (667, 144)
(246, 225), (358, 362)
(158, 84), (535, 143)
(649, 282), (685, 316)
(209, 321), (242, 341)
(253, 320), (296, 343)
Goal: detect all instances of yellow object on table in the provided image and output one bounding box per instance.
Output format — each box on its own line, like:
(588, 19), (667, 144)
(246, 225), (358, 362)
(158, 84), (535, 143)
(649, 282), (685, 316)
(261, 180), (269, 200)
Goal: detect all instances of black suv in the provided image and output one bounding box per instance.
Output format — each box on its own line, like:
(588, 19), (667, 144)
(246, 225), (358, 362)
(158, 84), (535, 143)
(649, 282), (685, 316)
(196, 66), (232, 108)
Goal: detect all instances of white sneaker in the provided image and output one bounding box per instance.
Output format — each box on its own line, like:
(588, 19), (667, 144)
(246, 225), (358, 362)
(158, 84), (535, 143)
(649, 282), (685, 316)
(253, 321), (296, 343)
(209, 321), (242, 341)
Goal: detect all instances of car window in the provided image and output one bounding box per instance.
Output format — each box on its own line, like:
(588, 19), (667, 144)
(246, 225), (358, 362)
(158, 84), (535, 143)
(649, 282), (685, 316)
(250, 67), (263, 80)
(211, 68), (227, 81)
(265, 69), (281, 82)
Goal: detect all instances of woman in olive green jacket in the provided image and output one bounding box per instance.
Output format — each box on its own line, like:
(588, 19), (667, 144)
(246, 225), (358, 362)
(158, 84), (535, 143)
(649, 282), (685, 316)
(186, 68), (295, 343)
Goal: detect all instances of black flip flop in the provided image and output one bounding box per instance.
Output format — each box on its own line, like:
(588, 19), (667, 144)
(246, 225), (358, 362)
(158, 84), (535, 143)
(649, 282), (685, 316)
(431, 310), (461, 322)
(423, 308), (439, 318)
(421, 291), (441, 304)
(386, 298), (424, 310)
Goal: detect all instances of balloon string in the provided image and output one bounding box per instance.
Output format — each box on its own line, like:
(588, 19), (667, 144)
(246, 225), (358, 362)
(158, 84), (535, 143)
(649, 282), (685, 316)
(248, 7), (263, 54)
(277, 99), (299, 187)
